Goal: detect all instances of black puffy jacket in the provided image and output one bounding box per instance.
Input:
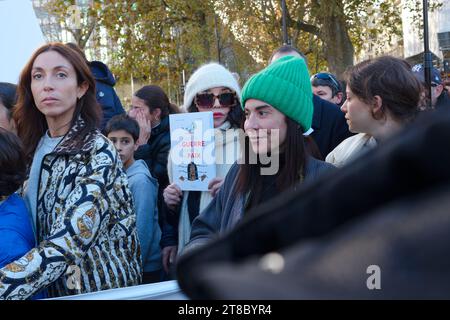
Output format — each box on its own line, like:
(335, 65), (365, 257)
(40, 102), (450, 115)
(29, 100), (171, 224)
(90, 61), (125, 130)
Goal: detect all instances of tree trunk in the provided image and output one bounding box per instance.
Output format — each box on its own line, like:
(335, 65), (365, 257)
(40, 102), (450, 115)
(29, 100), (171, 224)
(288, 0), (353, 76)
(197, 11), (211, 60)
(317, 1), (354, 77)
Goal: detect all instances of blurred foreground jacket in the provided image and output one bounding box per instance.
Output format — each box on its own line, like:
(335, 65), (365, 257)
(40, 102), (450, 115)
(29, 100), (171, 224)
(176, 108), (450, 299)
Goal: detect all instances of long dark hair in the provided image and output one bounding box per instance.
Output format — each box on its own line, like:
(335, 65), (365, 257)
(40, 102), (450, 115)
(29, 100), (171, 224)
(0, 82), (17, 117)
(134, 85), (179, 118)
(0, 128), (26, 198)
(345, 56), (421, 123)
(13, 43), (101, 162)
(235, 116), (306, 210)
(188, 94), (244, 129)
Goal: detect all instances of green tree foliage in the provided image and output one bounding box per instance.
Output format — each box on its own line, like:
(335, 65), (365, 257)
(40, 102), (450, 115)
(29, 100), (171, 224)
(43, 0), (100, 49)
(46, 0), (259, 103)
(214, 0), (442, 76)
(44, 0), (442, 95)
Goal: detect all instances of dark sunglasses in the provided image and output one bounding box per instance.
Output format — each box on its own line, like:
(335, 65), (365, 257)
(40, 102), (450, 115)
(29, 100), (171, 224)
(195, 92), (236, 108)
(311, 73), (341, 91)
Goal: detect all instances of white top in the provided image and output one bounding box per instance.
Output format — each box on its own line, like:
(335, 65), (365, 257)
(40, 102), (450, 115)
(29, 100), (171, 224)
(326, 133), (377, 168)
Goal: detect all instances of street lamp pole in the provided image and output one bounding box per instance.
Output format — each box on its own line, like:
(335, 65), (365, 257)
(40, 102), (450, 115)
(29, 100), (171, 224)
(423, 0), (433, 109)
(281, 0), (289, 45)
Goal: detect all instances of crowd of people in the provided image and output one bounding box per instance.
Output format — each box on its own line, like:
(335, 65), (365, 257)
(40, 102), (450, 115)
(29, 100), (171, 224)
(0, 40), (449, 300)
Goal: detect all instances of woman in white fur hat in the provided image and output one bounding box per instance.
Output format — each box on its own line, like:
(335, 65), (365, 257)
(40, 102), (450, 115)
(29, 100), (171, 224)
(161, 63), (243, 273)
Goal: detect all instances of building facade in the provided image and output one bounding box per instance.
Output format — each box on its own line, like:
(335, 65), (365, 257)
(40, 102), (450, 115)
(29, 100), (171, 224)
(402, 0), (450, 66)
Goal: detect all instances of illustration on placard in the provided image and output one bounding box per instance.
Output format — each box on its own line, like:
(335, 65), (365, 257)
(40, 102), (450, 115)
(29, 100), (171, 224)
(169, 112), (216, 191)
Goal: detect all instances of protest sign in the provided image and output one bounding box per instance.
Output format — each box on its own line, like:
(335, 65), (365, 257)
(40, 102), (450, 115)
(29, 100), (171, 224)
(169, 112), (216, 191)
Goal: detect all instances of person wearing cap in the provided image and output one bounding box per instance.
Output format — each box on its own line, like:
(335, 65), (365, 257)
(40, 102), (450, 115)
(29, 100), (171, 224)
(326, 56), (421, 167)
(412, 63), (450, 109)
(311, 72), (344, 106)
(269, 45), (353, 160)
(183, 56), (335, 253)
(161, 63), (243, 268)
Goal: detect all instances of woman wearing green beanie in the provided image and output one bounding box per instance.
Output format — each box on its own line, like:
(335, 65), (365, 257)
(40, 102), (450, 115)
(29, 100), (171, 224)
(183, 56), (335, 252)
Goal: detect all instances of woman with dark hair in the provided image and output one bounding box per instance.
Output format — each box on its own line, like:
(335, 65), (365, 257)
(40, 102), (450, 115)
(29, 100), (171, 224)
(0, 43), (141, 300)
(0, 82), (17, 132)
(162, 63), (243, 271)
(326, 56), (421, 167)
(129, 85), (179, 190)
(184, 56), (334, 252)
(128, 85), (179, 279)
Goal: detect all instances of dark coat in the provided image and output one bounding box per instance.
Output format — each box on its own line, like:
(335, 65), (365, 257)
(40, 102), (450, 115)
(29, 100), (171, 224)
(135, 116), (172, 234)
(185, 157), (336, 253)
(159, 216), (178, 248)
(310, 95), (353, 159)
(436, 90), (450, 109)
(134, 116), (171, 192)
(176, 108), (450, 299)
(90, 61), (125, 130)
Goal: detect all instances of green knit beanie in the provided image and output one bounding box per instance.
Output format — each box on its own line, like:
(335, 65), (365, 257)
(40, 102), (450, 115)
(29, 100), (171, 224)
(241, 55), (313, 132)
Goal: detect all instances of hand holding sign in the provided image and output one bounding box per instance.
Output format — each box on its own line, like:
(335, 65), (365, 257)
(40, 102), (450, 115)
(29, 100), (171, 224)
(169, 112), (216, 191)
(208, 177), (224, 197)
(163, 183), (183, 210)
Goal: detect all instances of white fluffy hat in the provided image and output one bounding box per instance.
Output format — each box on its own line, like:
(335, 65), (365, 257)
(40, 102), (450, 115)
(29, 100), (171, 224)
(182, 62), (242, 111)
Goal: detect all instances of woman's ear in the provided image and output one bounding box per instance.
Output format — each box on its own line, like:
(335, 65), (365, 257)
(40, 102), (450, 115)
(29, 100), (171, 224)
(77, 81), (89, 99)
(152, 107), (162, 120)
(335, 92), (344, 105)
(372, 95), (384, 118)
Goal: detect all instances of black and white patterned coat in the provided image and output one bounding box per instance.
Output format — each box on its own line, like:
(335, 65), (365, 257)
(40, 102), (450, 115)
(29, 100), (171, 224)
(0, 118), (142, 299)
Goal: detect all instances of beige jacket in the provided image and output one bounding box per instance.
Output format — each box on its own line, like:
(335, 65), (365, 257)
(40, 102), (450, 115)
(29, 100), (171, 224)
(326, 133), (377, 168)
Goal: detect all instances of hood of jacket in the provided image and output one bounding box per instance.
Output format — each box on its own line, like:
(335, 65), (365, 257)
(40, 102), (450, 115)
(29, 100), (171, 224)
(436, 90), (450, 109)
(90, 61), (116, 86)
(126, 159), (155, 181)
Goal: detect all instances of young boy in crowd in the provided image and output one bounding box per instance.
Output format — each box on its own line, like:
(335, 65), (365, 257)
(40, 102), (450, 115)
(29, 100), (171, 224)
(105, 114), (162, 283)
(0, 128), (44, 299)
